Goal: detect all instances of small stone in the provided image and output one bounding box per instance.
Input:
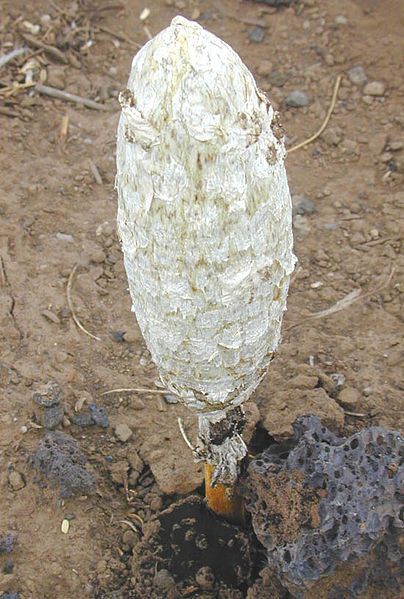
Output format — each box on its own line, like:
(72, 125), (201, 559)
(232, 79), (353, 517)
(96, 560), (108, 574)
(122, 529), (139, 548)
(56, 232), (74, 243)
(114, 423), (133, 443)
(335, 15), (348, 25)
(96, 221), (114, 237)
(90, 249), (105, 264)
(33, 381), (62, 407)
(257, 60), (273, 77)
(71, 412), (94, 427)
(293, 214), (311, 239)
(61, 519), (70, 534)
(150, 496), (163, 511)
(388, 141), (403, 151)
(321, 126), (343, 146)
(347, 66), (367, 86)
(3, 558), (14, 574)
(340, 139), (360, 156)
(195, 566), (215, 590)
(163, 394), (179, 404)
(112, 330), (125, 343)
(369, 228), (379, 240)
(338, 387), (361, 408)
(41, 310), (61, 324)
(47, 66), (66, 89)
(330, 373), (346, 389)
(268, 71), (288, 87)
(0, 533), (16, 554)
(43, 404), (64, 429)
(88, 403), (109, 428)
(285, 90), (310, 107)
(8, 471), (25, 491)
(109, 460), (129, 485)
(294, 195), (316, 216)
(154, 569), (176, 591)
(122, 330), (137, 343)
(248, 26), (265, 43)
(363, 81), (386, 96)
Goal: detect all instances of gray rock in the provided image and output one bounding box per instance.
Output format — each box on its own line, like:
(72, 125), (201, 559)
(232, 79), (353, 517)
(347, 65), (367, 86)
(285, 90), (310, 107)
(71, 412), (94, 427)
(89, 403), (109, 428)
(43, 404), (64, 429)
(295, 195), (316, 216)
(0, 533), (16, 554)
(248, 26), (265, 43)
(33, 381), (62, 408)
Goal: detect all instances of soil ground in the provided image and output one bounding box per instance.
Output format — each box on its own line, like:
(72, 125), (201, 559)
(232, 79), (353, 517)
(0, 0), (403, 597)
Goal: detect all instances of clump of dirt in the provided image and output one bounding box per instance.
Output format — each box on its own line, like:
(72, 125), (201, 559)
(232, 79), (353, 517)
(131, 495), (259, 598)
(28, 431), (96, 499)
(243, 416), (403, 597)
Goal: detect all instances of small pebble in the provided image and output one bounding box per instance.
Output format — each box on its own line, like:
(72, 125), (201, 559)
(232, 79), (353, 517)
(71, 412), (94, 427)
(33, 382), (62, 407)
(347, 65), (367, 86)
(114, 423), (133, 443)
(122, 529), (139, 548)
(338, 387), (361, 408)
(89, 403), (109, 428)
(285, 90), (310, 107)
(363, 81), (386, 96)
(61, 519), (70, 534)
(3, 558), (14, 574)
(90, 249), (106, 264)
(257, 60), (273, 77)
(112, 330), (125, 343)
(164, 394), (179, 404)
(335, 15), (348, 25)
(43, 404), (64, 429)
(0, 533), (16, 554)
(123, 330), (137, 343)
(248, 26), (265, 43)
(8, 471), (25, 491)
(295, 195), (316, 216)
(268, 71), (288, 87)
(56, 232), (74, 243)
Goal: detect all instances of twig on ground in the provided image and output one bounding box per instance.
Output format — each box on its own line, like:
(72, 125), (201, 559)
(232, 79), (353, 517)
(66, 264), (101, 341)
(0, 47), (28, 70)
(120, 519), (143, 533)
(100, 387), (168, 396)
(288, 75), (342, 154)
(96, 25), (141, 48)
(35, 83), (112, 110)
(143, 26), (153, 41)
(58, 112), (69, 146)
(20, 33), (68, 64)
(286, 266), (395, 331)
(344, 411), (367, 418)
(89, 159), (103, 184)
(178, 417), (196, 452)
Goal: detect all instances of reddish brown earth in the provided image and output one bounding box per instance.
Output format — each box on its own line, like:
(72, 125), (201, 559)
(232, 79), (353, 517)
(0, 0), (403, 597)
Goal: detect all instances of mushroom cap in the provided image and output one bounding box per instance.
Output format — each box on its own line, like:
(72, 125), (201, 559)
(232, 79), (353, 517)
(116, 17), (295, 415)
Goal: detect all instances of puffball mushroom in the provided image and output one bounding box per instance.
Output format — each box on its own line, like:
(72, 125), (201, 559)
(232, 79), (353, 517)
(116, 16), (295, 514)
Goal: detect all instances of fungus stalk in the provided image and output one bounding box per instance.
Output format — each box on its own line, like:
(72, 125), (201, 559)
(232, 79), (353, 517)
(116, 17), (295, 520)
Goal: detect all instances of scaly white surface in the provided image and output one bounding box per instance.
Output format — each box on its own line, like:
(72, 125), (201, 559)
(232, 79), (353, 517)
(116, 17), (295, 480)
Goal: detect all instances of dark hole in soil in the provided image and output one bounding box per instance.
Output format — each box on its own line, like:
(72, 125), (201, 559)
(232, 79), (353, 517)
(132, 495), (263, 597)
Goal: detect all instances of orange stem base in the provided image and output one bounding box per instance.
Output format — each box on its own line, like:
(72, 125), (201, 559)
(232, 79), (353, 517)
(204, 463), (244, 523)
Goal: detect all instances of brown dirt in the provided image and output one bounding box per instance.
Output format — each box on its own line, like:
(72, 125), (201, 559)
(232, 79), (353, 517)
(0, 0), (403, 597)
